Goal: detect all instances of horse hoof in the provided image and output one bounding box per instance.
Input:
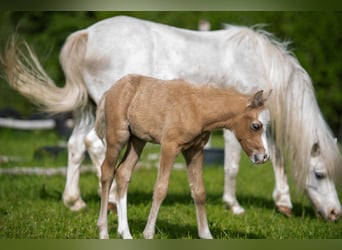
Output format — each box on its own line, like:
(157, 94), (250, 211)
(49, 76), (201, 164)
(277, 205), (292, 217)
(67, 199), (87, 212)
(231, 205), (245, 215)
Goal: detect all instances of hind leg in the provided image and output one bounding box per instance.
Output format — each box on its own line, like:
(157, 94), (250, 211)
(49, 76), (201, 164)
(115, 136), (146, 239)
(85, 128), (118, 211)
(97, 123), (130, 239)
(85, 128), (105, 197)
(63, 108), (94, 211)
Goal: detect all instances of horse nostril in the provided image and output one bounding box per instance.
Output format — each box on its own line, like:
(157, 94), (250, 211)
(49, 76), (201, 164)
(329, 209), (340, 222)
(253, 154), (259, 163)
(263, 154), (269, 162)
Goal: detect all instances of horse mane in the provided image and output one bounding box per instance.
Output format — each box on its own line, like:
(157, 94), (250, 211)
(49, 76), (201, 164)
(224, 24), (342, 187)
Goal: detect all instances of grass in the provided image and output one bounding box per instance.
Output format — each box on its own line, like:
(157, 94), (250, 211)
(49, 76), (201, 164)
(0, 128), (341, 239)
(0, 128), (68, 167)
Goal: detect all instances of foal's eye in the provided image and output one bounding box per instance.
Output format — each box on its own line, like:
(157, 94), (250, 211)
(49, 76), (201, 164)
(314, 171), (326, 180)
(251, 122), (261, 131)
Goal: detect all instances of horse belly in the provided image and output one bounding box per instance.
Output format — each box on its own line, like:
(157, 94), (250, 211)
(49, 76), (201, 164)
(127, 113), (164, 144)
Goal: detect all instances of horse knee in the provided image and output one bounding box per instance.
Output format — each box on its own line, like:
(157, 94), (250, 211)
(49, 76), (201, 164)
(192, 188), (206, 205)
(224, 163), (240, 178)
(115, 167), (131, 195)
(100, 156), (116, 183)
(85, 129), (105, 155)
(68, 135), (86, 163)
(153, 185), (168, 202)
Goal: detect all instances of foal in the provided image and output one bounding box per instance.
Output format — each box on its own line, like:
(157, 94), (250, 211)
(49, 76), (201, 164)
(95, 74), (271, 239)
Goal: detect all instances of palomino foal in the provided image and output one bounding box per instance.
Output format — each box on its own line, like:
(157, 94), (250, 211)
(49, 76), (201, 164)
(95, 74), (271, 239)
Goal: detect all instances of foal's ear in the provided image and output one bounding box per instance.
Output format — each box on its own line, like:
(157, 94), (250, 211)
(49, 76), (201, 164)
(248, 89), (272, 108)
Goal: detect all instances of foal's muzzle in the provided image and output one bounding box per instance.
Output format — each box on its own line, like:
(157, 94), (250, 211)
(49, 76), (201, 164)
(251, 153), (269, 164)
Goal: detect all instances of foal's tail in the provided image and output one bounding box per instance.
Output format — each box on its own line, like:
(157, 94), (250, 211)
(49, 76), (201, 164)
(1, 30), (89, 114)
(95, 94), (106, 141)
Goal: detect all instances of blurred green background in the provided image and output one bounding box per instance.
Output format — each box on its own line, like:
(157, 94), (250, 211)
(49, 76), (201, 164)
(0, 12), (341, 139)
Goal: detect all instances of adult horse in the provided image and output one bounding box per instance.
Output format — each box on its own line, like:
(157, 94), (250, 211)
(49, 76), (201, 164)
(3, 15), (341, 221)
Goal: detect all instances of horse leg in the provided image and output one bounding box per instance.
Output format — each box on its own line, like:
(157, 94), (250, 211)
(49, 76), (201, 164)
(63, 108), (94, 211)
(85, 128), (105, 196)
(183, 147), (213, 239)
(85, 128), (119, 211)
(115, 136), (146, 239)
(97, 124), (130, 239)
(269, 138), (293, 217)
(222, 129), (244, 214)
(143, 143), (179, 239)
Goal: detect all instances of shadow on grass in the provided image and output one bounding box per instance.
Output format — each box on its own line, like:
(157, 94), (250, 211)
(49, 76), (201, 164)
(84, 188), (316, 219)
(227, 193), (317, 220)
(112, 218), (264, 239)
(39, 183), (317, 221)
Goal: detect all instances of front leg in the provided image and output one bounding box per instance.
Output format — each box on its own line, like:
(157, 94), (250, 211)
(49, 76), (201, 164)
(143, 143), (179, 239)
(183, 146), (213, 239)
(222, 129), (244, 215)
(269, 138), (293, 217)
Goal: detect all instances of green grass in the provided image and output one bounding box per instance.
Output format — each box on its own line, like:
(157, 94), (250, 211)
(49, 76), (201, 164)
(0, 128), (68, 167)
(0, 128), (341, 239)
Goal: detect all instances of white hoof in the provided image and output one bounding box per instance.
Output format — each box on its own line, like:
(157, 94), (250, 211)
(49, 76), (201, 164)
(143, 230), (154, 239)
(69, 199), (87, 212)
(199, 230), (213, 239)
(99, 231), (109, 239)
(231, 205), (245, 215)
(119, 231), (133, 239)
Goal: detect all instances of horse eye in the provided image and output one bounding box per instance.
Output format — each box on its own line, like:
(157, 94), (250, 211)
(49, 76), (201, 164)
(251, 122), (261, 131)
(314, 171), (326, 180)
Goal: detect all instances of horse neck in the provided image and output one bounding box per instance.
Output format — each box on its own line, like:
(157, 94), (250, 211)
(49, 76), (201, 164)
(196, 89), (248, 131)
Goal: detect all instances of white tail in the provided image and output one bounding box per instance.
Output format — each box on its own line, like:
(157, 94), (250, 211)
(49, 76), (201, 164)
(2, 31), (89, 114)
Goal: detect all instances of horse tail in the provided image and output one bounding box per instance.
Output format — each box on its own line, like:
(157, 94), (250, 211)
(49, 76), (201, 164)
(2, 30), (89, 114)
(95, 93), (106, 141)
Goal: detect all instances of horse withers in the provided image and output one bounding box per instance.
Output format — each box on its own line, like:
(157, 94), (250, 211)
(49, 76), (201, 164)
(95, 74), (271, 239)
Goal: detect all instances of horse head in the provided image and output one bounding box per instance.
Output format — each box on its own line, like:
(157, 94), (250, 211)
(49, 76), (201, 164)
(305, 140), (341, 221)
(231, 90), (272, 164)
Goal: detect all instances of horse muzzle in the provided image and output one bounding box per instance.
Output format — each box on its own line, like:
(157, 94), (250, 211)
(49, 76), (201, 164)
(251, 153), (269, 164)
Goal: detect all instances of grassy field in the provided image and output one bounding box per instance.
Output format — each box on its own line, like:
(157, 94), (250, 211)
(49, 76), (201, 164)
(0, 128), (341, 239)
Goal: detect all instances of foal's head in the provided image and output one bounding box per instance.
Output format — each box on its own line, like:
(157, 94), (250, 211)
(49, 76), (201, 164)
(231, 90), (271, 164)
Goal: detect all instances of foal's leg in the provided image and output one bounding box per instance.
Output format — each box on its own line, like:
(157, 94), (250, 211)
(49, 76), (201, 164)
(143, 143), (179, 239)
(85, 128), (118, 210)
(63, 108), (94, 211)
(97, 126), (130, 239)
(183, 147), (213, 239)
(222, 129), (245, 214)
(116, 136), (146, 239)
(269, 138), (293, 217)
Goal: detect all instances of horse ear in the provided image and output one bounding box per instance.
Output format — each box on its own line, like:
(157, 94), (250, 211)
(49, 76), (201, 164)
(263, 89), (272, 101)
(248, 89), (272, 108)
(311, 142), (321, 157)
